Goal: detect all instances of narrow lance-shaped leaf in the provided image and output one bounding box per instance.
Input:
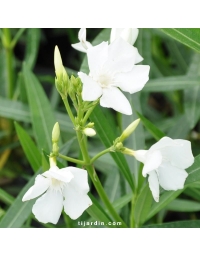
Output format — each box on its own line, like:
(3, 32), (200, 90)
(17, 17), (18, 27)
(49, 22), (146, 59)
(145, 220), (200, 228)
(15, 122), (41, 172)
(184, 54), (200, 129)
(134, 183), (152, 227)
(90, 106), (134, 190)
(159, 29), (200, 53)
(23, 63), (57, 152)
(0, 169), (42, 228)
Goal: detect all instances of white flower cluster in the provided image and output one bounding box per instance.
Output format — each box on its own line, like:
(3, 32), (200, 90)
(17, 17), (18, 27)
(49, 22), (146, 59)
(22, 28), (195, 225)
(73, 28), (150, 115)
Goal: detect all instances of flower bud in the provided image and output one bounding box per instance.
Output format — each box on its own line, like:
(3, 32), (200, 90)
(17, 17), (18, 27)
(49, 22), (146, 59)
(119, 119), (140, 142)
(54, 46), (63, 78)
(52, 143), (59, 155)
(83, 128), (96, 137)
(52, 122), (60, 143)
(122, 148), (135, 156)
(86, 122), (94, 128)
(115, 142), (123, 150)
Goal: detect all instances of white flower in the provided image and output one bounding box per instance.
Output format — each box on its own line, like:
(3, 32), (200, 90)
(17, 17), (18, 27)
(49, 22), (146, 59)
(22, 166), (92, 224)
(134, 137), (194, 202)
(78, 38), (150, 115)
(71, 28), (92, 53)
(110, 28), (139, 45)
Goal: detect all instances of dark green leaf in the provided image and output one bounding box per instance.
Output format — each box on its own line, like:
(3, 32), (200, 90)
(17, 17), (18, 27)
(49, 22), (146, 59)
(166, 198), (200, 212)
(160, 28), (200, 52)
(0, 169), (42, 228)
(134, 184), (152, 226)
(23, 64), (57, 151)
(15, 122), (41, 172)
(145, 220), (200, 228)
(25, 28), (41, 69)
(90, 106), (134, 190)
(137, 112), (165, 140)
(144, 76), (200, 92)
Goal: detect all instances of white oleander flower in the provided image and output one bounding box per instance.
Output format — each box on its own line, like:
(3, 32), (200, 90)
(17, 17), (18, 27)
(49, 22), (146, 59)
(110, 28), (139, 45)
(22, 166), (92, 224)
(71, 28), (92, 53)
(78, 38), (150, 115)
(134, 137), (194, 202)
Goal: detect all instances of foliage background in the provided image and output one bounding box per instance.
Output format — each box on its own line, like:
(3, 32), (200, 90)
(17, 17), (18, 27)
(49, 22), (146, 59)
(1, 28), (200, 228)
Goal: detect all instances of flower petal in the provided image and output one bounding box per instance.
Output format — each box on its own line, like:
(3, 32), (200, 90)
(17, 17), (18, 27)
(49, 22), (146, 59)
(148, 171), (160, 202)
(78, 72), (103, 101)
(87, 41), (108, 74)
(157, 161), (188, 191)
(149, 137), (194, 169)
(106, 38), (143, 73)
(64, 167), (90, 193)
(134, 150), (148, 164)
(100, 87), (132, 115)
(78, 28), (86, 42)
(71, 42), (87, 53)
(32, 189), (63, 224)
(110, 28), (124, 43)
(43, 166), (73, 183)
(161, 139), (194, 169)
(130, 28), (139, 45)
(22, 175), (50, 202)
(114, 65), (150, 94)
(142, 150), (162, 177)
(63, 185), (92, 220)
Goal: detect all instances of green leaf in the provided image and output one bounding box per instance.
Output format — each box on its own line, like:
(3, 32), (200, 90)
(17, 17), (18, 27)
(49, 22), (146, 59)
(185, 155), (200, 185)
(134, 184), (152, 226)
(0, 169), (42, 228)
(15, 122), (41, 172)
(0, 97), (30, 122)
(23, 64), (57, 151)
(137, 112), (165, 140)
(184, 187), (200, 201)
(159, 28), (200, 52)
(104, 167), (121, 202)
(146, 190), (183, 221)
(0, 49), (7, 97)
(122, 93), (145, 190)
(0, 188), (14, 205)
(25, 28), (41, 69)
(167, 114), (190, 139)
(0, 97), (74, 133)
(184, 54), (200, 129)
(144, 76), (200, 92)
(86, 194), (114, 226)
(90, 106), (134, 190)
(145, 220), (200, 228)
(112, 193), (132, 212)
(166, 199), (200, 212)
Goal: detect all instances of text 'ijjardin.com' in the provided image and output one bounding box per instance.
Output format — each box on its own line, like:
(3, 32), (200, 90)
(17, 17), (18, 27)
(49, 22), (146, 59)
(78, 221), (122, 227)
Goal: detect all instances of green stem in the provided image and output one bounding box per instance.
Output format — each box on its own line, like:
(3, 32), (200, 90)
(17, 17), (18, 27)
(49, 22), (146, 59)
(10, 28), (26, 49)
(58, 153), (86, 166)
(90, 147), (113, 164)
(130, 193), (137, 228)
(76, 130), (127, 228)
(82, 100), (99, 125)
(3, 28), (14, 99)
(62, 97), (76, 125)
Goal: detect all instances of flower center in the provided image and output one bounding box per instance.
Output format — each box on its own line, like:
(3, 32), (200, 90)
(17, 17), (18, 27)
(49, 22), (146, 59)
(50, 178), (65, 192)
(98, 73), (113, 88)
